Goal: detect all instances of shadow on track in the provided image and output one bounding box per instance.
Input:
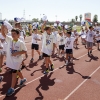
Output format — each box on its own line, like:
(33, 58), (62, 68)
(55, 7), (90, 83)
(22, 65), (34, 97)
(35, 72), (55, 100)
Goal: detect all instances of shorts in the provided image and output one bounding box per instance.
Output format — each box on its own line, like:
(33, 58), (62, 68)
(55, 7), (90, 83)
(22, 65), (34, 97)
(87, 42), (93, 48)
(31, 43), (39, 50)
(0, 51), (6, 56)
(66, 49), (73, 54)
(97, 40), (100, 43)
(11, 69), (21, 73)
(43, 53), (50, 57)
(59, 45), (65, 50)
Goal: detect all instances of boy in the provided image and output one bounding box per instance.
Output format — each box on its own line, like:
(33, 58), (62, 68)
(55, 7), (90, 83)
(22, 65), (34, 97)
(30, 26), (42, 63)
(1, 25), (27, 96)
(86, 26), (95, 55)
(65, 27), (75, 65)
(41, 21), (56, 74)
(57, 31), (65, 57)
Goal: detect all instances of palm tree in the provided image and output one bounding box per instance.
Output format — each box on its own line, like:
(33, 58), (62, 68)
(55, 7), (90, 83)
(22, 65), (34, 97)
(75, 16), (78, 22)
(79, 14), (82, 22)
(93, 15), (98, 23)
(71, 19), (75, 23)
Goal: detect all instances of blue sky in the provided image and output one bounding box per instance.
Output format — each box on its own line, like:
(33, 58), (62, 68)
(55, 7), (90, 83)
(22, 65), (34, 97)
(0, 0), (100, 21)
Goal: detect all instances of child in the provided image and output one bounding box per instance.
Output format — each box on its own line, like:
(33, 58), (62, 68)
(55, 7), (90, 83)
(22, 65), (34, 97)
(65, 27), (75, 65)
(30, 26), (42, 63)
(71, 29), (79, 48)
(86, 26), (95, 55)
(95, 30), (100, 50)
(41, 21), (56, 74)
(57, 31), (65, 57)
(1, 24), (27, 96)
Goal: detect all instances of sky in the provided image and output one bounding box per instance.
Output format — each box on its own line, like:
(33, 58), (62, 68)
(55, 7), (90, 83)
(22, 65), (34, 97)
(0, 0), (100, 22)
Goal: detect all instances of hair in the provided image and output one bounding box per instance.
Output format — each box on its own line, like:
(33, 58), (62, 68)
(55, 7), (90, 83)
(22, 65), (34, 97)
(89, 26), (93, 29)
(15, 23), (20, 27)
(44, 26), (51, 31)
(11, 28), (20, 34)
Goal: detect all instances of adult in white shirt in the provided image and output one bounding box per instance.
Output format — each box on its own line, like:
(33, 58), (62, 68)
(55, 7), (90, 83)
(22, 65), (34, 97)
(41, 21), (56, 74)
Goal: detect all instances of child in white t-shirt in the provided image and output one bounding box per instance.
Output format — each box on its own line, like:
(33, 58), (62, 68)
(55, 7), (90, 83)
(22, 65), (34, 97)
(65, 27), (75, 65)
(30, 26), (42, 63)
(95, 30), (100, 50)
(71, 29), (79, 48)
(86, 26), (95, 55)
(57, 31), (65, 57)
(41, 21), (56, 74)
(1, 25), (27, 96)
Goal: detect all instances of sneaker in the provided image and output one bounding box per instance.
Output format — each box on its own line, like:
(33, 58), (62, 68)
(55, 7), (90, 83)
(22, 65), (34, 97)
(43, 69), (49, 74)
(30, 58), (34, 63)
(6, 88), (15, 96)
(65, 61), (69, 66)
(39, 55), (42, 60)
(0, 76), (3, 82)
(0, 68), (2, 73)
(50, 64), (54, 71)
(19, 78), (27, 87)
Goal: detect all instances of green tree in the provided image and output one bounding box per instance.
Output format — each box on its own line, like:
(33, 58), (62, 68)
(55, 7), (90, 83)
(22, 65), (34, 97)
(93, 15), (98, 23)
(79, 14), (82, 22)
(75, 16), (78, 22)
(71, 19), (75, 23)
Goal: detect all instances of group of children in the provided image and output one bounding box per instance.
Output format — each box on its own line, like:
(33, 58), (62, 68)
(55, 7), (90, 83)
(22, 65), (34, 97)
(0, 20), (100, 97)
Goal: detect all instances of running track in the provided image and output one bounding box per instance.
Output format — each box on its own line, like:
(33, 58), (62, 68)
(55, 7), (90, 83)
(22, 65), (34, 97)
(0, 36), (100, 100)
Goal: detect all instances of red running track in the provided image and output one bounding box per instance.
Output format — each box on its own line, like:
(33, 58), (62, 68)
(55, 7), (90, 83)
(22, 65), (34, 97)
(0, 36), (100, 100)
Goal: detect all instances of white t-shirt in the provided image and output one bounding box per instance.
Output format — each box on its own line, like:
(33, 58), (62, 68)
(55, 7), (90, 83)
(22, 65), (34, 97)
(32, 33), (41, 44)
(65, 37), (75, 49)
(0, 33), (7, 52)
(80, 31), (86, 39)
(41, 31), (56, 55)
(95, 33), (100, 41)
(20, 30), (26, 37)
(52, 31), (58, 42)
(6, 36), (27, 70)
(19, 36), (24, 42)
(86, 30), (95, 42)
(57, 34), (65, 45)
(71, 32), (79, 39)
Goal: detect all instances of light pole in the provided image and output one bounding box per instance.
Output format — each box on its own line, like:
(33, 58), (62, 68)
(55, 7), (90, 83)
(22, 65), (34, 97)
(29, 15), (31, 21)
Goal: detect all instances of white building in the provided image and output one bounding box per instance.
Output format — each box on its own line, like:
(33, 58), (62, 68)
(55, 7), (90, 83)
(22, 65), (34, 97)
(0, 13), (2, 20)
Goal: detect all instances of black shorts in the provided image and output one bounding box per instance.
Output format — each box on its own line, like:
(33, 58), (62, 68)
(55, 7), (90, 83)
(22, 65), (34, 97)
(43, 53), (50, 57)
(66, 49), (73, 54)
(11, 69), (21, 73)
(97, 40), (100, 43)
(31, 43), (39, 50)
(59, 45), (65, 50)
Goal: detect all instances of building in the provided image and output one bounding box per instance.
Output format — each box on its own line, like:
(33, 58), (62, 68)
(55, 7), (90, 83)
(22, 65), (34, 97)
(0, 12), (2, 20)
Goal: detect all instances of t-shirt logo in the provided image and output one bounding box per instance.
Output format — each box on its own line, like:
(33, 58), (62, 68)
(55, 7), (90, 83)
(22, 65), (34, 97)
(46, 39), (51, 45)
(89, 34), (93, 37)
(60, 39), (63, 42)
(10, 48), (17, 54)
(67, 41), (71, 45)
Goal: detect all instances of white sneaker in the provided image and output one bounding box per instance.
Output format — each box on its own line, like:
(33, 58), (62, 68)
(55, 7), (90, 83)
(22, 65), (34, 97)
(65, 60), (68, 65)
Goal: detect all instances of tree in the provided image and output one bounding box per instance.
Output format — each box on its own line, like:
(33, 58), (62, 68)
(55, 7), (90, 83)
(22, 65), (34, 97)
(93, 15), (98, 23)
(32, 18), (39, 22)
(75, 16), (78, 22)
(79, 14), (82, 22)
(71, 19), (75, 23)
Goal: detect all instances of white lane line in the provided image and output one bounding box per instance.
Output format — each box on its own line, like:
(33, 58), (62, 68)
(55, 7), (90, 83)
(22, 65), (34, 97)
(0, 49), (97, 98)
(64, 65), (100, 100)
